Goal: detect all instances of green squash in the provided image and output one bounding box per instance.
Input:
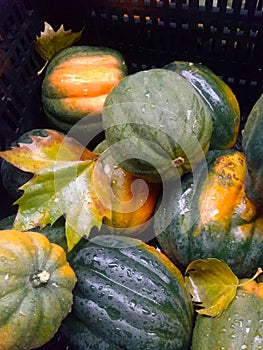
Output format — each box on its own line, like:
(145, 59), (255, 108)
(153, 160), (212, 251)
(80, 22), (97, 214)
(164, 61), (240, 150)
(242, 93), (263, 207)
(192, 281), (263, 349)
(66, 235), (194, 349)
(42, 45), (127, 135)
(154, 149), (263, 278)
(102, 68), (213, 182)
(0, 229), (76, 350)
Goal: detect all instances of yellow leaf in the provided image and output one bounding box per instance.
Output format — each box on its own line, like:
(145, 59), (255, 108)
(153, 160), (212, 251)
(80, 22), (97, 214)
(35, 22), (83, 74)
(184, 258), (239, 317)
(0, 129), (111, 251)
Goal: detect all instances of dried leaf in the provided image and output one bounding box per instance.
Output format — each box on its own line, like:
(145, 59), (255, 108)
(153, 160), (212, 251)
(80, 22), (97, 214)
(35, 22), (83, 73)
(184, 258), (239, 317)
(0, 130), (111, 251)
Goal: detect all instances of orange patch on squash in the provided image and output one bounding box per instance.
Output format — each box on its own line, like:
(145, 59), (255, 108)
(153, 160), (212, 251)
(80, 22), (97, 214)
(242, 280), (263, 299)
(196, 152), (256, 234)
(49, 66), (122, 98)
(103, 166), (160, 231)
(61, 95), (107, 114)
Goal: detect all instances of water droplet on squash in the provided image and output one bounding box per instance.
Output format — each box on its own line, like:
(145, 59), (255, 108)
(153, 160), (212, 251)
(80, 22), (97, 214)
(108, 262), (119, 268)
(126, 269), (132, 277)
(142, 308), (150, 315)
(137, 274), (143, 281)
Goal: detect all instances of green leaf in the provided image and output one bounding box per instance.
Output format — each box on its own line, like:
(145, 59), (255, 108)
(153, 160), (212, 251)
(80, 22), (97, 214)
(184, 258), (239, 317)
(0, 130), (111, 251)
(35, 22), (83, 74)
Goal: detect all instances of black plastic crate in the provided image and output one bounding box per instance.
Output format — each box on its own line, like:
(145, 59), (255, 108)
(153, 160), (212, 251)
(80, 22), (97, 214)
(0, 1), (263, 349)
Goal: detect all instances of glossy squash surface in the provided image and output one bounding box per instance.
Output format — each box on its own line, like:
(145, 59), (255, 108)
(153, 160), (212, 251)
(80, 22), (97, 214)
(154, 149), (263, 277)
(242, 93), (263, 207)
(66, 235), (194, 349)
(164, 61), (240, 150)
(192, 282), (263, 349)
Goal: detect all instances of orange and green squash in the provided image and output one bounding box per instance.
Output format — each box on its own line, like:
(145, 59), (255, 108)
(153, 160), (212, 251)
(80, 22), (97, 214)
(242, 93), (263, 207)
(154, 149), (263, 277)
(42, 46), (127, 134)
(192, 280), (263, 349)
(94, 141), (160, 235)
(66, 235), (194, 349)
(164, 61), (240, 150)
(0, 229), (76, 350)
(102, 68), (213, 182)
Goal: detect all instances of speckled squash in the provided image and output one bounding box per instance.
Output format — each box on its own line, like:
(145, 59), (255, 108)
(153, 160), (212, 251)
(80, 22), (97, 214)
(42, 45), (127, 134)
(154, 149), (263, 278)
(66, 235), (194, 349)
(0, 229), (76, 350)
(192, 280), (263, 350)
(164, 61), (240, 150)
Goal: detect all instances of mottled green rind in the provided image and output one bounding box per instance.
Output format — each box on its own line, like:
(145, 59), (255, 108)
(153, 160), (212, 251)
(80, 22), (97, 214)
(192, 287), (263, 350)
(67, 235), (194, 350)
(103, 68), (213, 182)
(242, 94), (263, 206)
(154, 149), (263, 278)
(164, 61), (240, 150)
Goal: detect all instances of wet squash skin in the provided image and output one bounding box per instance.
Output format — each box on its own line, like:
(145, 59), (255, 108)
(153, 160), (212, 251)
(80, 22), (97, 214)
(154, 149), (263, 278)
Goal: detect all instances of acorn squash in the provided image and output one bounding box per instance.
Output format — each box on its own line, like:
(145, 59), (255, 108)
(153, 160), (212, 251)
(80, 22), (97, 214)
(42, 45), (127, 134)
(154, 149), (263, 277)
(0, 229), (76, 350)
(102, 68), (213, 182)
(66, 235), (194, 349)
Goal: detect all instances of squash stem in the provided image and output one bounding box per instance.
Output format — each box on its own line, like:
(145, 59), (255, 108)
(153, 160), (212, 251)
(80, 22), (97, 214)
(37, 60), (49, 75)
(30, 270), (51, 287)
(238, 267), (263, 287)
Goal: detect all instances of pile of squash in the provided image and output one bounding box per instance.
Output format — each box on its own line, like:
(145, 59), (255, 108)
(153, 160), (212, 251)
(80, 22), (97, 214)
(1, 42), (263, 350)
